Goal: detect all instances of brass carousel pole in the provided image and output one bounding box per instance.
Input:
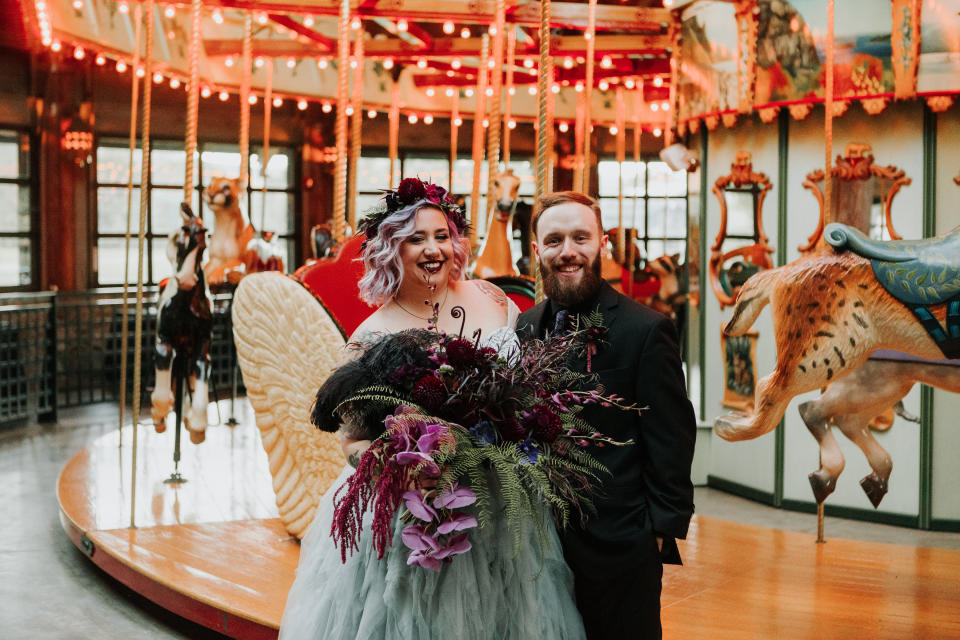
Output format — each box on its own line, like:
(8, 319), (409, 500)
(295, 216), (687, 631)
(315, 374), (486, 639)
(573, 88), (585, 193)
(449, 92), (459, 190)
(581, 0), (597, 195)
(469, 33), (490, 250)
(260, 62), (273, 233)
(502, 25), (516, 166)
(332, 0), (351, 241)
(629, 87), (643, 298)
(388, 79), (400, 189)
(348, 26), (365, 233)
(129, 0), (155, 528)
(818, 0), (835, 545)
(239, 14), (252, 190)
(486, 0), (506, 228)
(533, 0), (553, 297)
(118, 1), (143, 445)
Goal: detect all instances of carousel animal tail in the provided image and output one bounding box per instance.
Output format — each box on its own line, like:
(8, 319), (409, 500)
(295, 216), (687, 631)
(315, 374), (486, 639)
(723, 267), (779, 337)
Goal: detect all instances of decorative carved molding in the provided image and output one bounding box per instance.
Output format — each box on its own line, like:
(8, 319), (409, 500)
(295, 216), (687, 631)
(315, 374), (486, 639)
(710, 151), (775, 309)
(927, 95), (955, 113)
(689, 118), (701, 134)
(734, 0), (758, 114)
(861, 97), (889, 115)
(891, 0), (921, 100)
(722, 112), (738, 128)
(799, 143), (911, 253)
(757, 106), (779, 123)
(704, 114), (720, 131)
(788, 103), (812, 120)
(831, 100), (850, 117)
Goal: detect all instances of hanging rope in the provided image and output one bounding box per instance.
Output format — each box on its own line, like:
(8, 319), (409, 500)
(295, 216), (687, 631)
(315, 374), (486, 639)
(118, 1), (143, 443)
(502, 25), (516, 165)
(239, 14), (252, 188)
(130, 0), (155, 529)
(486, 0), (506, 227)
(260, 62), (273, 234)
(581, 0), (597, 195)
(332, 0), (351, 241)
(348, 27), (365, 233)
(388, 78), (400, 189)
(469, 33), (490, 250)
(534, 0), (552, 297)
(615, 86), (626, 264)
(183, 0), (201, 205)
(449, 91), (459, 190)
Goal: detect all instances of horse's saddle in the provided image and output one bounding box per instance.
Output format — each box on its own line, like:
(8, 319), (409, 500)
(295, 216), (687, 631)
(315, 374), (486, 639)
(824, 222), (960, 306)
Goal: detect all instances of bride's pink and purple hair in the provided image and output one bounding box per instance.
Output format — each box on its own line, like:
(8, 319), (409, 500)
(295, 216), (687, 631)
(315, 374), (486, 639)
(357, 179), (470, 306)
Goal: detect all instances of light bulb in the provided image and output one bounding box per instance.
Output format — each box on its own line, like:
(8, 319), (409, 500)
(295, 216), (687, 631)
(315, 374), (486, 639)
(563, 57), (573, 69)
(408, 113), (418, 124)
(51, 40), (62, 52)
(424, 114), (433, 124)
(201, 86), (212, 98)
(624, 78), (635, 89)
(465, 88), (474, 97)
(317, 58), (329, 69)
(551, 84), (560, 94)
(653, 75), (663, 87)
(255, 57), (264, 68)
(601, 55), (612, 68)
(486, 87), (493, 96)
(443, 21), (455, 35)
(507, 120), (516, 129)
(451, 58), (461, 70)
(351, 16), (362, 30)
(219, 90), (229, 101)
(367, 109), (377, 118)
(256, 12), (267, 25)
(382, 58), (393, 70)
(298, 99), (308, 110)
(116, 60), (127, 73)
(224, 56), (234, 68)
(396, 18), (407, 32)
(454, 117), (463, 127)
(417, 58), (427, 69)
(248, 94), (257, 105)
(95, 54), (105, 66)
(73, 46), (85, 60)
(153, 72), (164, 84)
(164, 5), (175, 18)
(212, 9), (223, 24)
(609, 125), (618, 135)
(426, 87), (435, 97)
(445, 88), (455, 97)
(575, 82), (584, 92)
(460, 27), (470, 39)
(651, 103), (659, 112)
(482, 119), (489, 128)
(349, 59), (358, 69)
(345, 105), (354, 116)
(118, 1), (129, 13)
(558, 122), (569, 133)
(72, 0), (84, 11)
(653, 128), (662, 137)
(598, 80), (609, 91)
(322, 103), (332, 113)
(523, 57), (534, 68)
(508, 86), (516, 95)
(135, 67), (145, 78)
(287, 58), (296, 69)
(528, 86), (536, 95)
(303, 15), (314, 27)
(273, 97), (283, 107)
(169, 77), (181, 89)
(661, 101), (670, 111)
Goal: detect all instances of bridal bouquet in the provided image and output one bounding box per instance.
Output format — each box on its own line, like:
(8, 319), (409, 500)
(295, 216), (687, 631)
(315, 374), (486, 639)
(311, 309), (639, 570)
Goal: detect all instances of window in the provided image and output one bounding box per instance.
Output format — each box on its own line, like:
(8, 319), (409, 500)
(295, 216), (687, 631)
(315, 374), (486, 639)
(95, 140), (297, 285)
(0, 129), (33, 288)
(597, 159), (687, 261)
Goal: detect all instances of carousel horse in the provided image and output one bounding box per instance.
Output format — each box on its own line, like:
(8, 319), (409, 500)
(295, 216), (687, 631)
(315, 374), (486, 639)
(150, 203), (213, 445)
(202, 177), (257, 286)
(310, 223), (337, 260)
(472, 169), (532, 278)
(716, 222), (960, 505)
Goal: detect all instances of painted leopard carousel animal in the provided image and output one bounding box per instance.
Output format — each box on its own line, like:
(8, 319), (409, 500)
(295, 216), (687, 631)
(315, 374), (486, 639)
(716, 222), (960, 505)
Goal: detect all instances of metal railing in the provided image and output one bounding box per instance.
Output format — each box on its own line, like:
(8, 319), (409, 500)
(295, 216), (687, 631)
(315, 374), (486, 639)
(0, 288), (243, 428)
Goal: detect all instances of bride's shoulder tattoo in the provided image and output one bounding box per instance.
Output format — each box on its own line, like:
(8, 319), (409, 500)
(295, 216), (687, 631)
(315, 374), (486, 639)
(474, 280), (508, 307)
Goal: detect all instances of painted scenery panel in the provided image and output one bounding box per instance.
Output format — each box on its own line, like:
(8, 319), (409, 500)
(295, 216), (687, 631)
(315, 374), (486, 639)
(918, 0), (960, 93)
(755, 0), (896, 105)
(678, 1), (739, 121)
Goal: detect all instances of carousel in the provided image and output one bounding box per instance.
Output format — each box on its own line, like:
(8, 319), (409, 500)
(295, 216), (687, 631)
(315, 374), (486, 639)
(0, 0), (954, 637)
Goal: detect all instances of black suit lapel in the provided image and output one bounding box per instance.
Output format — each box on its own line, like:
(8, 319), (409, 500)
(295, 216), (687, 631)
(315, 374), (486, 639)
(517, 300), (552, 339)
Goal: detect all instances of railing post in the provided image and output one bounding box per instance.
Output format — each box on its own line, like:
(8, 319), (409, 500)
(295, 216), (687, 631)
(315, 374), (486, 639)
(38, 292), (58, 423)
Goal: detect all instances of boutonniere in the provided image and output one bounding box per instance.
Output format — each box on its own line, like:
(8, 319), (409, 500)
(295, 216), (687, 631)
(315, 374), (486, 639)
(573, 309), (609, 373)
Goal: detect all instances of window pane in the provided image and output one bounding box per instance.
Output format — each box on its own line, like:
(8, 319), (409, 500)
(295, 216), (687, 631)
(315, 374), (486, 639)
(647, 198), (686, 238)
(249, 192), (293, 235)
(201, 149), (241, 184)
(452, 159), (487, 196)
(97, 237), (142, 285)
(0, 237), (30, 286)
(358, 156), (399, 191)
(152, 148), (197, 187)
(402, 156), (449, 188)
(152, 188), (199, 235)
(598, 161), (646, 197)
(152, 237), (175, 284)
(0, 130), (29, 179)
(647, 161), (686, 197)
(97, 145), (141, 184)
(97, 187), (142, 234)
(250, 150), (293, 189)
(356, 193), (384, 221)
(0, 184), (30, 232)
(598, 197), (644, 231)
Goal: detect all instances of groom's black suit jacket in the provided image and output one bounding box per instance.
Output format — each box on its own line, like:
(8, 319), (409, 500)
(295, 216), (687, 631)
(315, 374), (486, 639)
(517, 282), (696, 573)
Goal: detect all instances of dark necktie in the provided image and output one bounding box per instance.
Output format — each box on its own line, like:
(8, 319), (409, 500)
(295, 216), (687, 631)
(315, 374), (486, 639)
(553, 309), (569, 335)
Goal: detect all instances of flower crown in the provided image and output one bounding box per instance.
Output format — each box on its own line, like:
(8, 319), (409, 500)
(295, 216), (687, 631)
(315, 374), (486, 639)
(358, 178), (467, 249)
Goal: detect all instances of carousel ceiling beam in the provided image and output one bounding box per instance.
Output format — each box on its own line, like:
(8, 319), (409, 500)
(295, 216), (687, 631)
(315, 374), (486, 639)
(203, 38), (321, 57)
(411, 68), (673, 94)
(268, 14), (335, 51)
(361, 34), (670, 58)
(171, 0), (669, 32)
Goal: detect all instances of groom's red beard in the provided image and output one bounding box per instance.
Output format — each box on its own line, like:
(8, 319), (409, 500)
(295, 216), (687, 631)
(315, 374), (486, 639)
(539, 252), (604, 308)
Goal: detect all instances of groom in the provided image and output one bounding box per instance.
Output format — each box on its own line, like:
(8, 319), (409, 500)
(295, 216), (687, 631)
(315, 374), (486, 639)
(517, 191), (696, 639)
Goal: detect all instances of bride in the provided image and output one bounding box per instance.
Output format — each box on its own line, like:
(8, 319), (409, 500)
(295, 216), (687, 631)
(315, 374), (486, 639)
(279, 179), (586, 639)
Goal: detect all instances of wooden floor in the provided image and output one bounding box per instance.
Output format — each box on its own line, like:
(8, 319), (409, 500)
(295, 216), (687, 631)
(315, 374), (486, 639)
(58, 420), (960, 639)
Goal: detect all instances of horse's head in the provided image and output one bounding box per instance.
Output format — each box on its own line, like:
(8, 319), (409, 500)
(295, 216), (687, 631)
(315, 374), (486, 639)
(177, 203), (207, 271)
(202, 176), (243, 213)
(493, 169), (522, 219)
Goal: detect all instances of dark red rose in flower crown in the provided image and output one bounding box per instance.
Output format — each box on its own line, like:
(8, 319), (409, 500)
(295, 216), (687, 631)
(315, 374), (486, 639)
(445, 338), (480, 369)
(479, 346), (498, 360)
(524, 404), (563, 443)
(397, 177), (427, 203)
(412, 375), (447, 412)
(499, 417), (528, 443)
(424, 183), (446, 200)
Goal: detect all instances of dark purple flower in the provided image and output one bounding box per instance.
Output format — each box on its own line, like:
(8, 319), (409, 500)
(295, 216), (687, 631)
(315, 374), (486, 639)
(445, 338), (479, 369)
(523, 404), (563, 443)
(469, 420), (498, 444)
(412, 375), (446, 412)
(401, 523), (440, 551)
(396, 451), (441, 477)
(407, 548), (442, 571)
(518, 438), (539, 464)
(433, 532), (472, 560)
(397, 177), (427, 203)
(498, 417), (527, 443)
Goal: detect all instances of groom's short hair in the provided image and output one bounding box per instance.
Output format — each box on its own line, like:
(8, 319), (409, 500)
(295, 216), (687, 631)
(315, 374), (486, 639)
(532, 191), (603, 237)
